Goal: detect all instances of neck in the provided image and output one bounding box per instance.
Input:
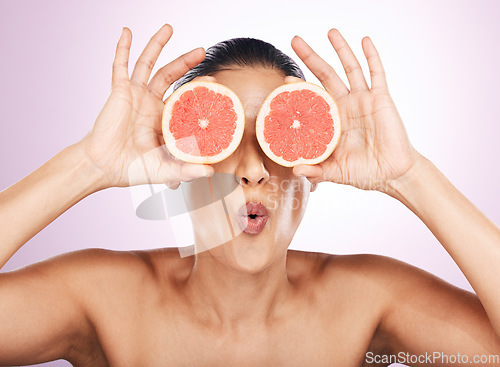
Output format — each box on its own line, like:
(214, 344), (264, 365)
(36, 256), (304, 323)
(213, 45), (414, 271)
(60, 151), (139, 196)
(184, 249), (293, 329)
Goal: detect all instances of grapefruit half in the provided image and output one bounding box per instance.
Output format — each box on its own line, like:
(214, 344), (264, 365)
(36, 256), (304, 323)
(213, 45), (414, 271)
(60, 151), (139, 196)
(162, 81), (245, 164)
(256, 81), (341, 167)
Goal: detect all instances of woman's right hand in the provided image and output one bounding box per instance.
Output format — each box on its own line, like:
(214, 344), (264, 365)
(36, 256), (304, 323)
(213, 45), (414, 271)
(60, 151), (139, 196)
(79, 24), (213, 190)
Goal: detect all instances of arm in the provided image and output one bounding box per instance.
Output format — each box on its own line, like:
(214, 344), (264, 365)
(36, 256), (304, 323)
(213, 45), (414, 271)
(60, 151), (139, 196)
(362, 254), (500, 367)
(0, 144), (102, 268)
(0, 24), (210, 363)
(0, 251), (103, 365)
(0, 25), (210, 269)
(386, 153), (500, 336)
(290, 28), (500, 355)
(0, 25), (208, 266)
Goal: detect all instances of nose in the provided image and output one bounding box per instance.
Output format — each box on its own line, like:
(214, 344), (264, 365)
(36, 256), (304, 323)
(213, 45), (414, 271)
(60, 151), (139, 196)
(235, 142), (270, 187)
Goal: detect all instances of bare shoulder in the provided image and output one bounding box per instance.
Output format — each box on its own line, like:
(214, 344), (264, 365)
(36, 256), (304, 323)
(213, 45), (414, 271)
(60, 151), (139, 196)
(0, 248), (159, 365)
(317, 251), (475, 303)
(300, 252), (500, 356)
(285, 250), (399, 313)
(34, 246), (192, 301)
(13, 247), (175, 316)
(312, 252), (465, 310)
(286, 249), (412, 286)
(4, 247), (156, 290)
(286, 251), (403, 359)
(34, 247), (157, 281)
(287, 250), (453, 292)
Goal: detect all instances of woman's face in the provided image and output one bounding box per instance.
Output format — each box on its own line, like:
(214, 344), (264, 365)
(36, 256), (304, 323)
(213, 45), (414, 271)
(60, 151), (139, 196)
(182, 68), (312, 273)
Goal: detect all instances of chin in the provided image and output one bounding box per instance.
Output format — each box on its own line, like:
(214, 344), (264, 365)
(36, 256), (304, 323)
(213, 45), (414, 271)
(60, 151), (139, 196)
(191, 210), (294, 274)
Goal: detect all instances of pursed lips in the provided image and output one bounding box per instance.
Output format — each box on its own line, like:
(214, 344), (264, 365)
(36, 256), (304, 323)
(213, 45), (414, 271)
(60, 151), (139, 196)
(237, 202), (269, 235)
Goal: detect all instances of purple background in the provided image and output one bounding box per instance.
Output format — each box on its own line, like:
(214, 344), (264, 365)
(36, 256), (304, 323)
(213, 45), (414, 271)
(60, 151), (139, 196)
(1, 0), (499, 366)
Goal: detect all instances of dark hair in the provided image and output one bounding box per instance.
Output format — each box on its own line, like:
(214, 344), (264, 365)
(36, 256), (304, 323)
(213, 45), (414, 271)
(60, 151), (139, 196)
(174, 38), (305, 90)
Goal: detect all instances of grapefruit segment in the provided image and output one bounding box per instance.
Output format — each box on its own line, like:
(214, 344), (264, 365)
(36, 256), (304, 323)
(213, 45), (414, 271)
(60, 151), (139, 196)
(162, 81), (245, 164)
(256, 82), (341, 167)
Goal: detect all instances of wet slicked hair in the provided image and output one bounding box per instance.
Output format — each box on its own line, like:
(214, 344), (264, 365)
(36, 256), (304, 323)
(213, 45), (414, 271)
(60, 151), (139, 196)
(173, 38), (305, 90)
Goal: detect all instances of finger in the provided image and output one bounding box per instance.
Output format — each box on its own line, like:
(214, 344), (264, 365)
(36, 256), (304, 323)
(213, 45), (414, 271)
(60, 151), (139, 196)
(166, 181), (181, 190)
(307, 177), (322, 186)
(160, 145), (214, 180)
(293, 164), (323, 178)
(163, 163), (212, 190)
(164, 177), (182, 190)
(179, 162), (214, 179)
(327, 28), (369, 92)
(149, 47), (206, 99)
(291, 36), (349, 99)
(140, 146), (214, 186)
(361, 36), (388, 92)
(112, 28), (132, 88)
(159, 161), (213, 189)
(130, 24), (173, 85)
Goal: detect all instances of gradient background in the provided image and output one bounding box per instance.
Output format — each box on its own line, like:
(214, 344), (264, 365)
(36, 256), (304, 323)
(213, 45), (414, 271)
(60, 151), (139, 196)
(1, 0), (499, 366)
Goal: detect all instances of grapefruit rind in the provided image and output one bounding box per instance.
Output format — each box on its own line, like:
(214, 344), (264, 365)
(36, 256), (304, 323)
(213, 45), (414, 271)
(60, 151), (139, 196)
(162, 81), (245, 164)
(255, 81), (341, 167)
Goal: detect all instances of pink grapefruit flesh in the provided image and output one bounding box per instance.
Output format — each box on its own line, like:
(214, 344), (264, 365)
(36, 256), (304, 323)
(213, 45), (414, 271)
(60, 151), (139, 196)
(162, 81), (245, 164)
(256, 81), (341, 167)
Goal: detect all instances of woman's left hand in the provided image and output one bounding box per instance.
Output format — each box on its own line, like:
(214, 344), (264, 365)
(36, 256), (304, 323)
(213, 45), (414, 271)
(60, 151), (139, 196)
(291, 29), (421, 193)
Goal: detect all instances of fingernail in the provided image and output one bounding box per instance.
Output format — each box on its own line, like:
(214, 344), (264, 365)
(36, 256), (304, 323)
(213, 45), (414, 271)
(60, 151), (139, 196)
(329, 28), (340, 38)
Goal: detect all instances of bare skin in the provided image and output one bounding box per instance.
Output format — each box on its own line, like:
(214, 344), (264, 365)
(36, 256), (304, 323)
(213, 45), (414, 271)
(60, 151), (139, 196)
(1, 24), (500, 366)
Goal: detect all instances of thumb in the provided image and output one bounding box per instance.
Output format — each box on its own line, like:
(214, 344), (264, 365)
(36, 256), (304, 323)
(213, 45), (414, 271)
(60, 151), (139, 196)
(293, 164), (323, 178)
(152, 147), (214, 185)
(127, 145), (213, 186)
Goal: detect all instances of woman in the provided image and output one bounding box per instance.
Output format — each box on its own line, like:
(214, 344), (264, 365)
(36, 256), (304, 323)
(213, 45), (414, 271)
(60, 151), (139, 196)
(0, 23), (499, 366)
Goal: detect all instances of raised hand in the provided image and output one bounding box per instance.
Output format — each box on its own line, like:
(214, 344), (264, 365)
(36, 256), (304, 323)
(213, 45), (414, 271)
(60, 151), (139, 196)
(79, 24), (213, 189)
(290, 29), (421, 193)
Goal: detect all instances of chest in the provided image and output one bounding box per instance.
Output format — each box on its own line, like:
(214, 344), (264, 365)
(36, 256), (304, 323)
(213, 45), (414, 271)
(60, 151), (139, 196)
(91, 302), (379, 367)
